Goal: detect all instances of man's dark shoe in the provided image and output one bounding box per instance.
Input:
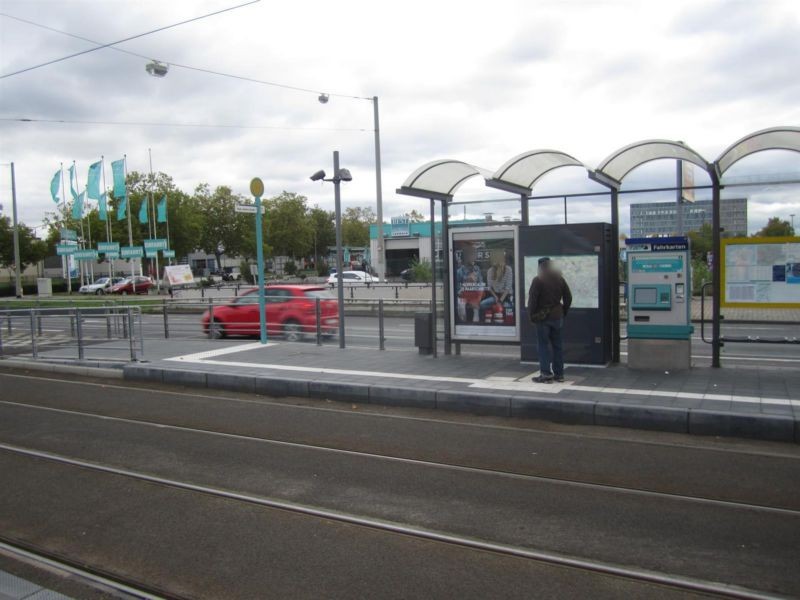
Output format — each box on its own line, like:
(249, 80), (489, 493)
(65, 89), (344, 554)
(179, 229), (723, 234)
(554, 375), (565, 383)
(533, 375), (553, 383)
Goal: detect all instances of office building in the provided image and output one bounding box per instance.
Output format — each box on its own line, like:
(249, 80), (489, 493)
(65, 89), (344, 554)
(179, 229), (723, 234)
(630, 198), (747, 237)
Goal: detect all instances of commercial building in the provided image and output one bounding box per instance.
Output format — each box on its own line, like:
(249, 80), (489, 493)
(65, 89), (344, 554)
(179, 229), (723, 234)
(629, 198), (747, 237)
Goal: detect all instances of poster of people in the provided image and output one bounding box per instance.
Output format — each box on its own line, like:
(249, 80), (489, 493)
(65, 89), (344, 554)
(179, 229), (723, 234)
(450, 227), (518, 341)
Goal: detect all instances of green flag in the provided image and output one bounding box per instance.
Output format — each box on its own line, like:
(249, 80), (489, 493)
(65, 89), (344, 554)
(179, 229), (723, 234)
(87, 160), (102, 200)
(116, 196), (127, 221)
(138, 198), (148, 224)
(111, 158), (126, 198)
(50, 169), (61, 203)
(71, 190), (85, 220)
(68, 164), (78, 201)
(157, 195), (167, 223)
(98, 193), (108, 221)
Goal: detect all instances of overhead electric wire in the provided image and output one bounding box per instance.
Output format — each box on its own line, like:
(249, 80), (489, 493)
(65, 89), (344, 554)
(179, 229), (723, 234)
(0, 0), (261, 79)
(0, 117), (368, 132)
(0, 10), (370, 101)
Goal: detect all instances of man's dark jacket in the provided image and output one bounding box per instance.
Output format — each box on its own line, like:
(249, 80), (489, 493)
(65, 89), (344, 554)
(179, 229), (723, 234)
(528, 271), (573, 321)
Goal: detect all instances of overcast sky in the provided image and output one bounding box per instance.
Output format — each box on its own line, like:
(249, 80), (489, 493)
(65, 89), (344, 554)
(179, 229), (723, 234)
(1, 0), (798, 237)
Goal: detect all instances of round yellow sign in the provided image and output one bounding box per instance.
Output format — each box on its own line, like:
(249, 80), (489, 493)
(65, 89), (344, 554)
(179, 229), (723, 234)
(250, 177), (264, 198)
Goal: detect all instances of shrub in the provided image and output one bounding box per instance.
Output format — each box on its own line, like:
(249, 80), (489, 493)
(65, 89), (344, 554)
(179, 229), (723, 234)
(410, 259), (432, 283)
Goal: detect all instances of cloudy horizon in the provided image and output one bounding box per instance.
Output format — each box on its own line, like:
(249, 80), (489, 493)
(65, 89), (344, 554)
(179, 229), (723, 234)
(1, 0), (798, 237)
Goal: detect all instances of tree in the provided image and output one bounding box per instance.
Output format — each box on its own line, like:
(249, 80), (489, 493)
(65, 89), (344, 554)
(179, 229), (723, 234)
(405, 209), (425, 223)
(196, 185), (251, 269)
(308, 206), (335, 261)
(754, 217), (794, 237)
(0, 216), (48, 282)
(266, 192), (312, 258)
(687, 223), (713, 262)
(342, 206), (376, 247)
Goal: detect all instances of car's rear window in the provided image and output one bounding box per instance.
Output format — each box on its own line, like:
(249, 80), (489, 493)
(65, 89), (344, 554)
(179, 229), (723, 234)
(305, 290), (335, 299)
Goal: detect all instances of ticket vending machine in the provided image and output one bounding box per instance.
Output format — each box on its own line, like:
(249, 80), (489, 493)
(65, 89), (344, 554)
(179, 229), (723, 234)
(625, 236), (693, 370)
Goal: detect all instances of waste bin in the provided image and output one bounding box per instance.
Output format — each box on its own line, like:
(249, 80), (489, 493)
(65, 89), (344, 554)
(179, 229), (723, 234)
(414, 312), (432, 355)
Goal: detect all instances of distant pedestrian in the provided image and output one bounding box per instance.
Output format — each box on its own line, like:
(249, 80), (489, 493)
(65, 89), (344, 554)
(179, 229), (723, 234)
(528, 257), (572, 383)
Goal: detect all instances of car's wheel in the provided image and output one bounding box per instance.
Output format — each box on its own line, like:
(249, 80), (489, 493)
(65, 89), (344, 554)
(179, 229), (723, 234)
(283, 320), (303, 342)
(208, 319), (226, 339)
(121, 290), (129, 296)
(96, 289), (104, 295)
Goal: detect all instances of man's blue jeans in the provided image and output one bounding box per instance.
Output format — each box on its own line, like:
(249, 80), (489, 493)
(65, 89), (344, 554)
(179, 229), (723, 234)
(536, 318), (564, 377)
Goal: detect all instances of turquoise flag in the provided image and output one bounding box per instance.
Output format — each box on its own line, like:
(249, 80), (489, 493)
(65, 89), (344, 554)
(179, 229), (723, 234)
(87, 161), (102, 200)
(50, 169), (61, 203)
(71, 190), (85, 220)
(111, 159), (126, 198)
(157, 195), (167, 223)
(68, 164), (78, 201)
(98, 193), (108, 221)
(116, 196), (127, 221)
(138, 198), (148, 224)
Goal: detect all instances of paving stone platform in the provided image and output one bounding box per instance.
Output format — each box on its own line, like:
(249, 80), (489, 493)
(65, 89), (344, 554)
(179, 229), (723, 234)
(114, 339), (800, 444)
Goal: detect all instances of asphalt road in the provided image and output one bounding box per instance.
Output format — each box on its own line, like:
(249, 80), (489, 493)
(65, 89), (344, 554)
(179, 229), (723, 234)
(1, 370), (799, 598)
(3, 312), (799, 367)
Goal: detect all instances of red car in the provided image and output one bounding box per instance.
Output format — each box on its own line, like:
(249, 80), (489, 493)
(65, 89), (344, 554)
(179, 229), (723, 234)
(201, 285), (339, 341)
(110, 276), (154, 295)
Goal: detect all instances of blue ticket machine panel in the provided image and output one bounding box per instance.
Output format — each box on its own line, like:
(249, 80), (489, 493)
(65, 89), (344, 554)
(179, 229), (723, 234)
(626, 237), (693, 340)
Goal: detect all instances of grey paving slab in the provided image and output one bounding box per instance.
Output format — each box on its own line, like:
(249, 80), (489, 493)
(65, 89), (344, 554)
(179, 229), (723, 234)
(689, 410), (796, 443)
(436, 390), (511, 417)
(370, 385), (437, 409)
(595, 403), (689, 434)
(0, 571), (41, 599)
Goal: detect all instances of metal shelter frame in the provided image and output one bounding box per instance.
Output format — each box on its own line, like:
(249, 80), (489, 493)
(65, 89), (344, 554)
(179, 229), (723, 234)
(397, 126), (800, 367)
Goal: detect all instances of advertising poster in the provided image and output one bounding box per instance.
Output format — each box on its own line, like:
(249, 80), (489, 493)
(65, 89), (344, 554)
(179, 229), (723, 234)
(163, 264), (195, 287)
(722, 237), (800, 307)
(451, 226), (518, 341)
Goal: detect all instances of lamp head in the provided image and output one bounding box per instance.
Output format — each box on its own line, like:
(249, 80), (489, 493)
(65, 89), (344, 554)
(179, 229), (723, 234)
(309, 170), (326, 182)
(337, 168), (352, 182)
(318, 93), (330, 104)
(146, 60), (169, 77)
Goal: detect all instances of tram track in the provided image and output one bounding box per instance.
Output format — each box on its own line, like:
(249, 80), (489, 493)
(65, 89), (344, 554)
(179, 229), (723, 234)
(1, 397), (798, 517)
(0, 442), (784, 600)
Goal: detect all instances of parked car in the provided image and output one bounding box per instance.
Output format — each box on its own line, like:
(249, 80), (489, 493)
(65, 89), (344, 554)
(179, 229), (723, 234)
(109, 276), (154, 295)
(79, 276), (124, 295)
(327, 271), (375, 287)
(201, 285), (338, 341)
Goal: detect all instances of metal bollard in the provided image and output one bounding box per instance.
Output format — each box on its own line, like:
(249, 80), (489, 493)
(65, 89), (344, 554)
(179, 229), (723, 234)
(75, 307), (85, 360)
(315, 297), (322, 346)
(201, 286), (205, 299)
(69, 315), (76, 337)
(0, 313), (3, 357)
(127, 306), (136, 361)
(106, 303), (113, 339)
(395, 286), (399, 299)
(350, 286), (354, 299)
(138, 309), (145, 358)
(163, 299), (170, 339)
(6, 309), (11, 335)
(29, 309), (38, 359)
(122, 306), (129, 339)
(36, 301), (42, 335)
(208, 298), (214, 339)
(378, 298), (385, 351)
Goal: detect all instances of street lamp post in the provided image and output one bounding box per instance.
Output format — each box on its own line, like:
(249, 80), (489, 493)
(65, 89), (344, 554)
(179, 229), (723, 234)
(10, 162), (23, 298)
(310, 152), (352, 349)
(319, 95), (385, 282)
(791, 213), (796, 233)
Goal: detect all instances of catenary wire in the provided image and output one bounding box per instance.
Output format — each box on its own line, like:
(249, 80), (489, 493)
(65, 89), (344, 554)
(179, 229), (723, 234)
(0, 0), (261, 79)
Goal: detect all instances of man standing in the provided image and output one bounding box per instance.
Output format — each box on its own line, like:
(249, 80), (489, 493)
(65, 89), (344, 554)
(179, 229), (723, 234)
(528, 257), (572, 383)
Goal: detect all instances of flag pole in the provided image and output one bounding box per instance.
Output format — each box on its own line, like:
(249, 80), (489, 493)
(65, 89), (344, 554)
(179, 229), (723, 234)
(101, 156), (113, 280)
(124, 154), (137, 292)
(59, 162), (72, 294)
(72, 161), (88, 287)
(148, 148), (160, 293)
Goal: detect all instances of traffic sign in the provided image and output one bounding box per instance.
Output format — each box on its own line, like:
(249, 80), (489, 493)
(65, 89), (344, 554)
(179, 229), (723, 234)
(59, 228), (78, 241)
(235, 203), (266, 214)
(144, 238), (168, 250)
(98, 241), (120, 254)
(250, 177), (264, 198)
(73, 249), (99, 261)
(120, 246), (144, 258)
(162, 249), (176, 258)
(56, 242), (77, 256)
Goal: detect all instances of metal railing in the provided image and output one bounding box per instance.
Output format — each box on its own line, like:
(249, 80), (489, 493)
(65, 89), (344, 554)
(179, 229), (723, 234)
(0, 305), (144, 362)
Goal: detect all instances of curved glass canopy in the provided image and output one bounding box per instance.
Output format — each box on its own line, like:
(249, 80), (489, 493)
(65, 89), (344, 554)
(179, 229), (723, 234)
(593, 140), (709, 188)
(397, 159), (492, 201)
(487, 150), (586, 194)
(715, 126), (800, 176)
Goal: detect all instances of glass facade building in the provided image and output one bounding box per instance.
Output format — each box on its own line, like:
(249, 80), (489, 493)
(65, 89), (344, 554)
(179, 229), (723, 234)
(630, 198), (747, 237)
